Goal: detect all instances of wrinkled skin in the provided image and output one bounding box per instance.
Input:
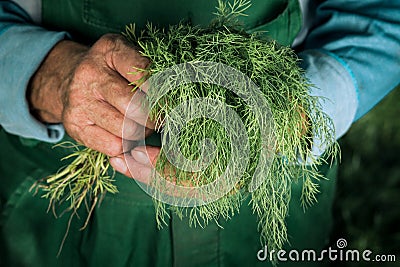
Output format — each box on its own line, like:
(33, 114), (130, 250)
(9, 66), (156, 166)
(28, 33), (160, 180)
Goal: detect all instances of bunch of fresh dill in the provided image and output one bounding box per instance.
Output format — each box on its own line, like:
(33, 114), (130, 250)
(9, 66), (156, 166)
(33, 0), (338, 254)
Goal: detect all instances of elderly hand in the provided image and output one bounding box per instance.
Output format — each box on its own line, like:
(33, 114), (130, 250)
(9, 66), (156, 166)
(28, 34), (154, 166)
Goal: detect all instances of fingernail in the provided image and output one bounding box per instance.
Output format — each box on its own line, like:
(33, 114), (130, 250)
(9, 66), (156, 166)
(110, 157), (127, 173)
(131, 149), (150, 166)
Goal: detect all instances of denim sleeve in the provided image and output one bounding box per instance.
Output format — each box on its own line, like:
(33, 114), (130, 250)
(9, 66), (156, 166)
(0, 1), (67, 142)
(298, 0), (400, 157)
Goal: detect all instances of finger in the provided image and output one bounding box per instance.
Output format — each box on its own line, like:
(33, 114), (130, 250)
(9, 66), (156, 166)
(86, 100), (147, 140)
(122, 146), (201, 198)
(78, 124), (123, 157)
(109, 155), (130, 176)
(124, 126), (154, 141)
(87, 100), (136, 139)
(99, 75), (155, 129)
(105, 34), (150, 85)
(130, 146), (160, 167)
(96, 75), (134, 114)
(124, 88), (155, 129)
(129, 146), (192, 185)
(126, 150), (199, 198)
(138, 81), (150, 94)
(110, 154), (153, 184)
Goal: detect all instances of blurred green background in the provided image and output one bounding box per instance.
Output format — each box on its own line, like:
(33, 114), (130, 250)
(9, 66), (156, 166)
(330, 87), (400, 267)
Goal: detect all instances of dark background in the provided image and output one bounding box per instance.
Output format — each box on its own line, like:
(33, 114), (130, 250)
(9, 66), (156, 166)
(329, 86), (400, 266)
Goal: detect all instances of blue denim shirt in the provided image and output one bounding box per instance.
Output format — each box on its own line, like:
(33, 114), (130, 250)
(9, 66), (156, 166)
(1, 1), (399, 156)
(0, 1), (67, 142)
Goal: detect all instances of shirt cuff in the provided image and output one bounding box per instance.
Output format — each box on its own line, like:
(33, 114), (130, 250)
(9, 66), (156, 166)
(0, 24), (68, 143)
(299, 49), (358, 158)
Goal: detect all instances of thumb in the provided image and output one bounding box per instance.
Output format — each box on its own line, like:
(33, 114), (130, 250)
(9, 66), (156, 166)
(130, 145), (160, 167)
(109, 146), (160, 182)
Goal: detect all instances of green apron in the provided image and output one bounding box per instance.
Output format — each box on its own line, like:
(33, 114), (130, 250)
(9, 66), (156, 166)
(0, 1), (337, 266)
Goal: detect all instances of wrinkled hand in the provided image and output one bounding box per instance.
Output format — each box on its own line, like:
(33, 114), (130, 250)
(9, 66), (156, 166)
(29, 34), (154, 166)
